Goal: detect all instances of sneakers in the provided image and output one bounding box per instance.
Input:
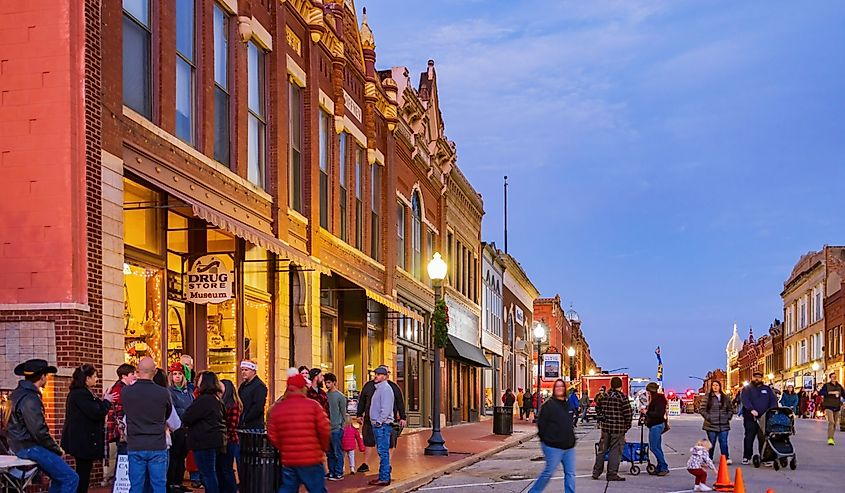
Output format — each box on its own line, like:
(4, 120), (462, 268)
(694, 484), (713, 492)
(349, 471), (356, 476)
(828, 438), (835, 446)
(357, 463), (370, 473)
(741, 458), (750, 465)
(327, 475), (343, 481)
(368, 479), (391, 486)
(656, 470), (670, 476)
(606, 476), (626, 481)
(726, 458), (733, 465)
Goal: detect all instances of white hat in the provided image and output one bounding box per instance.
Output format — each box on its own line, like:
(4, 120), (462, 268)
(240, 360), (258, 371)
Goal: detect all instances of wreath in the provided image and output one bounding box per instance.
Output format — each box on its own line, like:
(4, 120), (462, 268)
(432, 297), (449, 348)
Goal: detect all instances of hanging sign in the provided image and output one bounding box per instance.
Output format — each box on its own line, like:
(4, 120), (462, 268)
(542, 353), (561, 380)
(668, 399), (682, 417)
(186, 255), (233, 304)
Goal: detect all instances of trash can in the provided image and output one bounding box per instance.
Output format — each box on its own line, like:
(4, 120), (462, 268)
(493, 406), (514, 435)
(238, 429), (280, 493)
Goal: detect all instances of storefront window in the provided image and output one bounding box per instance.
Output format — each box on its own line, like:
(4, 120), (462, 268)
(407, 347), (420, 411)
(396, 349), (405, 401)
(368, 328), (382, 368)
(207, 253), (236, 382)
(244, 296), (270, 386)
(244, 244), (269, 292)
(167, 300), (186, 364)
(124, 179), (161, 254)
(123, 263), (163, 366)
(321, 314), (334, 374)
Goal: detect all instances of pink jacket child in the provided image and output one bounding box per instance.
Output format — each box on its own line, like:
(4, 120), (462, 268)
(342, 422), (365, 452)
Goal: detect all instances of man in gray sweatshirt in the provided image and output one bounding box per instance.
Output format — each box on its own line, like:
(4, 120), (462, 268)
(325, 373), (348, 480)
(368, 366), (394, 486)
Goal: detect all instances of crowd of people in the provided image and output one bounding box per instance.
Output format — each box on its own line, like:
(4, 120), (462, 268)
(4, 355), (407, 493)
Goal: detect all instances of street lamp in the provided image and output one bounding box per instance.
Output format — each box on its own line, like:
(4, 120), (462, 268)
(767, 373), (775, 384)
(812, 362), (820, 391)
(567, 346), (576, 382)
(589, 368), (596, 376)
(533, 322), (546, 422)
(425, 253), (448, 456)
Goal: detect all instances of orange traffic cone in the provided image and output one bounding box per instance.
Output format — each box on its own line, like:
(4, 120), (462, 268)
(766, 490), (775, 493)
(713, 455), (734, 491)
(733, 468), (746, 493)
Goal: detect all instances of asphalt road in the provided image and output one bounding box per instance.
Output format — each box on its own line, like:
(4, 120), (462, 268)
(414, 413), (839, 492)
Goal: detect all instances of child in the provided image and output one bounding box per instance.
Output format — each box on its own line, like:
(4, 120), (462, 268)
(341, 415), (365, 475)
(687, 438), (717, 492)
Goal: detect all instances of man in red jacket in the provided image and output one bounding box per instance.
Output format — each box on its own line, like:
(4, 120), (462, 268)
(268, 373), (330, 492)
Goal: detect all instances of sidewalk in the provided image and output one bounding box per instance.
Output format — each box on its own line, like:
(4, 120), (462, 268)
(90, 418), (537, 493)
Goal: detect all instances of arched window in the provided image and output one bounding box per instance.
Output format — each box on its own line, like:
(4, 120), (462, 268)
(411, 191), (422, 279)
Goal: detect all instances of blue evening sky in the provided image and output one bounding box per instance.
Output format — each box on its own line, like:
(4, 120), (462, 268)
(363, 1), (845, 390)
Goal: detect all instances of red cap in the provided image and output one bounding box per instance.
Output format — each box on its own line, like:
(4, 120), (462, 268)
(168, 362), (183, 373)
(287, 374), (308, 391)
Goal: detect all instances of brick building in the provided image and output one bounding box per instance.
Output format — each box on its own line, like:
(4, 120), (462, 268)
(0, 0), (488, 442)
(481, 242), (505, 413)
(500, 252), (539, 394)
(532, 295), (572, 391)
(824, 281), (845, 384)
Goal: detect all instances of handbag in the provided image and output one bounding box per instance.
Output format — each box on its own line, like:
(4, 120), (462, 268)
(662, 408), (670, 434)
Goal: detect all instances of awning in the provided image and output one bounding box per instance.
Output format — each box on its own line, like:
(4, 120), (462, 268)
(188, 202), (329, 274)
(365, 289), (424, 323)
(445, 334), (491, 368)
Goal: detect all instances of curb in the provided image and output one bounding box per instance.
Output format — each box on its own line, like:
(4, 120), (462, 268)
(375, 430), (539, 493)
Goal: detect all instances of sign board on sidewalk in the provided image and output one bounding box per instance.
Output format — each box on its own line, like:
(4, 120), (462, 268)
(542, 354), (561, 379)
(668, 400), (682, 417)
(113, 455), (130, 493)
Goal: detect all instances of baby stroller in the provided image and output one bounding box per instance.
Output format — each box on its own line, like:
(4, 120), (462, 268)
(595, 413), (654, 475)
(752, 407), (796, 471)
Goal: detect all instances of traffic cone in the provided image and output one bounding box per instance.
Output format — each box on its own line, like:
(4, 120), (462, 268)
(766, 490), (775, 493)
(733, 468), (746, 493)
(713, 455), (734, 491)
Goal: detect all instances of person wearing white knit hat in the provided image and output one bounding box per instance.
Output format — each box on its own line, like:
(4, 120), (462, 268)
(238, 360), (267, 431)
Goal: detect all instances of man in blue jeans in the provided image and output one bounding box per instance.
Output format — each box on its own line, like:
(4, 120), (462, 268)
(121, 357), (173, 493)
(324, 373), (348, 480)
(8, 359), (79, 493)
(368, 366), (394, 486)
(645, 382), (670, 476)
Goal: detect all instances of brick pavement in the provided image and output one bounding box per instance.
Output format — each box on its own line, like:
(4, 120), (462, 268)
(89, 417), (537, 493)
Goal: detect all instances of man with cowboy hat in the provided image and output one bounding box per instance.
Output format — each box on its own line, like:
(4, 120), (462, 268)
(8, 359), (79, 493)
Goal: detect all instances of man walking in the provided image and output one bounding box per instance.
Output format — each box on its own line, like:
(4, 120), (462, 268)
(121, 356), (173, 493)
(356, 365), (407, 473)
(580, 390), (591, 423)
(267, 372), (330, 492)
(238, 360), (268, 430)
(568, 388), (582, 426)
(522, 389), (534, 420)
(325, 373), (348, 480)
(740, 371), (777, 464)
(516, 388), (525, 419)
(819, 372), (844, 446)
(645, 382), (670, 476)
(8, 359), (79, 493)
(368, 366), (395, 486)
(592, 376), (633, 482)
(105, 363), (136, 484)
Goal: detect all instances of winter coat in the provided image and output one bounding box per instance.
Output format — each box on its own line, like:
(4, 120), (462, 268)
(740, 383), (777, 416)
(182, 393), (226, 451)
(819, 383), (844, 411)
(61, 387), (111, 459)
(267, 392), (330, 467)
(537, 397), (576, 450)
(238, 376), (268, 430)
(698, 392), (733, 432)
(341, 424), (365, 452)
(645, 392), (668, 428)
(686, 445), (715, 470)
(779, 392), (799, 414)
(356, 379), (406, 447)
(502, 392), (516, 407)
(7, 380), (62, 455)
(169, 385), (194, 419)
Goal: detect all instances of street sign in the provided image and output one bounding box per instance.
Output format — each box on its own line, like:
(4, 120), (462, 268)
(668, 400), (682, 416)
(543, 353), (561, 380)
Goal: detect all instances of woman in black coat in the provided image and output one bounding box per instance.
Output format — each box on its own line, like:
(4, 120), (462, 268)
(183, 371), (226, 493)
(61, 364), (113, 493)
(528, 379), (576, 493)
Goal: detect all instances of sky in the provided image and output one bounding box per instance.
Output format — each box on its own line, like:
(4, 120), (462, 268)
(362, 1), (845, 390)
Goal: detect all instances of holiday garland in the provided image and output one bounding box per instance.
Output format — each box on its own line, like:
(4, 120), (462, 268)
(432, 297), (449, 348)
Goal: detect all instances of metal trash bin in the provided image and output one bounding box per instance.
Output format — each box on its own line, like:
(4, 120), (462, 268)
(237, 429), (280, 493)
(493, 406), (514, 435)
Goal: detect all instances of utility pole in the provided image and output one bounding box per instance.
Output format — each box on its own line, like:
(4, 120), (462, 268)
(503, 175), (508, 254)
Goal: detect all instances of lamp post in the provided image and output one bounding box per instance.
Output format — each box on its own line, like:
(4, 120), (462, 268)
(567, 346), (576, 382)
(812, 362), (820, 391)
(533, 322), (546, 423)
(425, 253), (448, 456)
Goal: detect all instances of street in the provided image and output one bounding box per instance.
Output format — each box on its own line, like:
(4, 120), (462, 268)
(415, 414), (838, 492)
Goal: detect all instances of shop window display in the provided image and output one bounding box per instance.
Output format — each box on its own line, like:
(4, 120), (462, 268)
(124, 179), (161, 254)
(206, 253), (237, 382)
(244, 297), (270, 387)
(123, 263), (163, 366)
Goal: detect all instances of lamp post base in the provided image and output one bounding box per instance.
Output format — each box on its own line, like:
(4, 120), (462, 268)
(424, 431), (448, 456)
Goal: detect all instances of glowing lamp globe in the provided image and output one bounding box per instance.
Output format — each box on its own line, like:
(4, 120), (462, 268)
(427, 253), (447, 281)
(567, 346), (576, 357)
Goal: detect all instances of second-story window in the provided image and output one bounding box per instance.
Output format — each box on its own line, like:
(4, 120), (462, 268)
(289, 82), (303, 212)
(397, 201), (405, 269)
(213, 4), (230, 166)
(247, 41), (266, 188)
(339, 133), (348, 241)
(123, 0), (152, 118)
(370, 164), (381, 260)
(411, 192), (422, 279)
(355, 146), (364, 249)
(319, 110), (331, 229)
(175, 0), (195, 144)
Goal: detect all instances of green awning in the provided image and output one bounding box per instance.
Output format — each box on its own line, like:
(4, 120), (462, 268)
(445, 335), (491, 368)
